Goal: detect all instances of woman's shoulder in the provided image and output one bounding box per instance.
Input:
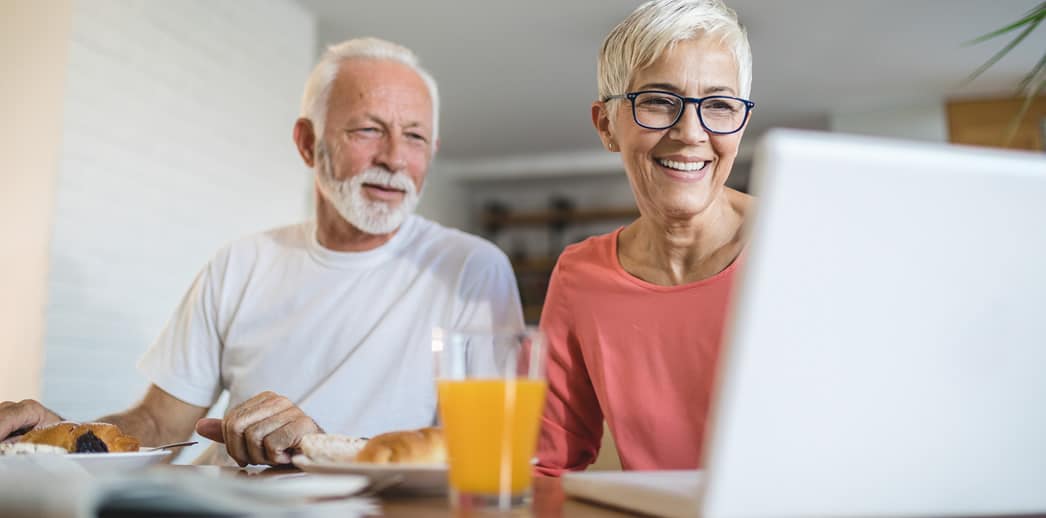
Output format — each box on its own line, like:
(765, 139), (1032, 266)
(556, 229), (620, 270)
(726, 188), (755, 246)
(727, 187), (754, 216)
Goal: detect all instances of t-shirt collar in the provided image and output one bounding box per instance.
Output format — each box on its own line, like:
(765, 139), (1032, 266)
(306, 214), (417, 269)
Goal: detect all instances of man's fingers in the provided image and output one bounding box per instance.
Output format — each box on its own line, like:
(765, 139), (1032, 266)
(263, 415), (321, 465)
(243, 408), (299, 465)
(223, 394), (294, 466)
(0, 400), (59, 441)
(223, 408), (251, 467)
(0, 401), (28, 441)
(195, 418), (224, 443)
(238, 391), (280, 410)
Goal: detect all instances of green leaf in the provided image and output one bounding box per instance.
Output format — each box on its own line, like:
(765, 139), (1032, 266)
(964, 2), (1046, 146)
(963, 16), (1042, 86)
(963, 3), (1046, 45)
(1016, 51), (1046, 94)
(1003, 85), (1041, 145)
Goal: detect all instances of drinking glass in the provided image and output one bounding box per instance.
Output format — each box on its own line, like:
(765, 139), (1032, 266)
(433, 327), (547, 513)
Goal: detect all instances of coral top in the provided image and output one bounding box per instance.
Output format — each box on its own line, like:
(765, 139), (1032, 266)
(535, 227), (741, 475)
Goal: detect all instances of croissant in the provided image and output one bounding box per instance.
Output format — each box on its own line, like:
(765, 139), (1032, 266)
(354, 427), (446, 464)
(19, 422), (140, 453)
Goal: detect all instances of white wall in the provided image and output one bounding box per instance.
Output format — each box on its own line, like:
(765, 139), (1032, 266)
(416, 160), (468, 232)
(828, 101), (948, 142)
(0, 0), (73, 401)
(41, 0), (317, 421)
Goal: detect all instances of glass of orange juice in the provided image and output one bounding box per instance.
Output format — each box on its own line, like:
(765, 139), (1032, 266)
(433, 327), (547, 513)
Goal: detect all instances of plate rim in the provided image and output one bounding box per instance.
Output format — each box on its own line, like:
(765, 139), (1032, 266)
(65, 449), (173, 458)
(246, 471), (371, 498)
(291, 454), (447, 472)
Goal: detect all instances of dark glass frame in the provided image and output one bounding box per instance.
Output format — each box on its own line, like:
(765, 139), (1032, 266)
(603, 90), (756, 134)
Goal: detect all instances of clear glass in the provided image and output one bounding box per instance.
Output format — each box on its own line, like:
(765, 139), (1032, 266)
(433, 327), (548, 514)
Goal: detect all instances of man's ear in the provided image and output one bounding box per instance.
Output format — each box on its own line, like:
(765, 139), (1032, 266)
(591, 101), (618, 152)
(293, 118), (317, 167)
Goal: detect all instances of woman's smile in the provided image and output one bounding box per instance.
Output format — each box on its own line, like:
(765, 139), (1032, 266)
(654, 155), (712, 183)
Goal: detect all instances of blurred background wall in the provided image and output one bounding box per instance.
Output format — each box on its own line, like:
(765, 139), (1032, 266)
(11, 0), (318, 420)
(1, 0), (73, 401)
(1, 0), (1042, 467)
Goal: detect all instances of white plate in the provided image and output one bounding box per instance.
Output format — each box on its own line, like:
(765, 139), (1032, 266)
(64, 449), (173, 474)
(223, 472), (370, 501)
(291, 454), (448, 494)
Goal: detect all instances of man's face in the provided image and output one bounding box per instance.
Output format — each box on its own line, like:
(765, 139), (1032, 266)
(314, 58), (435, 234)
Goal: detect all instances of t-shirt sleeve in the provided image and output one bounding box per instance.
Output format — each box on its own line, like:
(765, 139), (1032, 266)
(534, 259), (604, 477)
(451, 245), (525, 334)
(136, 258), (225, 409)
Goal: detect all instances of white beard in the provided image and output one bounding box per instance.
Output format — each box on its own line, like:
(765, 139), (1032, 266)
(314, 144), (420, 235)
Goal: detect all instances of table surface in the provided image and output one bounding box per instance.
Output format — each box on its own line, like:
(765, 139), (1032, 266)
(380, 475), (635, 517)
(143, 465), (1046, 518)
(164, 465), (634, 517)
(160, 465), (1046, 518)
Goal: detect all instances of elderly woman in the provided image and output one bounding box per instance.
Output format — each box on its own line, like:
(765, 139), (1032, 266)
(535, 0), (755, 475)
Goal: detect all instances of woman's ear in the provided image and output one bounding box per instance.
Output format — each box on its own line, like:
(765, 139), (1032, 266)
(591, 101), (618, 152)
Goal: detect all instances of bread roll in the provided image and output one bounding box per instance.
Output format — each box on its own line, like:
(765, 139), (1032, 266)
(354, 427), (445, 464)
(19, 422), (140, 453)
(0, 443), (67, 456)
(300, 433), (369, 463)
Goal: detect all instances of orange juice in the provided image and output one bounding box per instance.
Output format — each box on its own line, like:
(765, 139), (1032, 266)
(437, 378), (547, 494)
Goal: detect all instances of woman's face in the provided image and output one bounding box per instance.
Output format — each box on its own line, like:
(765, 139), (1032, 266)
(595, 37), (748, 221)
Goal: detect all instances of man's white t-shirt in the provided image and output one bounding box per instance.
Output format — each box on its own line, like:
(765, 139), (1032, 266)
(138, 215), (523, 444)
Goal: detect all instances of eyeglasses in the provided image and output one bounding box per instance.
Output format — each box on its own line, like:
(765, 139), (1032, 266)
(603, 90), (755, 134)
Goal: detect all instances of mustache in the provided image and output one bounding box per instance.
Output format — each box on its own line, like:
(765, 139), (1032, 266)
(354, 167), (415, 194)
(315, 142), (415, 195)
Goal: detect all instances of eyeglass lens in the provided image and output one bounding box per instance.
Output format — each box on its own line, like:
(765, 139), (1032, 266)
(632, 92), (747, 133)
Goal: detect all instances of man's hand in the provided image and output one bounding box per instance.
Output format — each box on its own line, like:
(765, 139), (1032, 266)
(195, 391), (321, 466)
(0, 399), (63, 442)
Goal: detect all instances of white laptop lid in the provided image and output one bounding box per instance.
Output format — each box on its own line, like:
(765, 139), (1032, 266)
(701, 130), (1046, 518)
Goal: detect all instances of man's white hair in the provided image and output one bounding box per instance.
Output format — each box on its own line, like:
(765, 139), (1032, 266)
(300, 37), (440, 142)
(598, 0), (752, 106)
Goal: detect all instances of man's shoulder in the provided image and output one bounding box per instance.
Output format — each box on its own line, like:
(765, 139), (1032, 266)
(213, 222), (311, 264)
(408, 216), (510, 269)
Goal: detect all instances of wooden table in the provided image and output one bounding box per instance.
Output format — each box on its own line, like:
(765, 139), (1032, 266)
(380, 475), (635, 517)
(163, 465), (635, 517)
(149, 466), (1046, 518)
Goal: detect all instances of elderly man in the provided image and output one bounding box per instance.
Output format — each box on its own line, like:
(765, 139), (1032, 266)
(0, 37), (522, 466)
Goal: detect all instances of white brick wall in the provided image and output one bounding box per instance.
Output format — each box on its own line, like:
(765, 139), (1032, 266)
(42, 0), (317, 421)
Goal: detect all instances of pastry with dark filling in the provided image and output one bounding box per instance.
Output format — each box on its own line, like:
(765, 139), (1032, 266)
(18, 422), (140, 453)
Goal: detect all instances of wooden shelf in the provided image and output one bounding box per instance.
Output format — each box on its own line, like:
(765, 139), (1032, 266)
(523, 304), (543, 323)
(511, 257), (557, 274)
(947, 95), (1046, 151)
(484, 206), (639, 228)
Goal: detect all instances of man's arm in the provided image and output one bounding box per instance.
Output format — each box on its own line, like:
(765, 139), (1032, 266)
(0, 384), (207, 449)
(99, 384), (208, 447)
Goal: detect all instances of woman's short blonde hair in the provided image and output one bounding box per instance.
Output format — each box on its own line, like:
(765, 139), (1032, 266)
(597, 0), (752, 104)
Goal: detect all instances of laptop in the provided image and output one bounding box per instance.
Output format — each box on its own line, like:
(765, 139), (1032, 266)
(563, 129), (1046, 518)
